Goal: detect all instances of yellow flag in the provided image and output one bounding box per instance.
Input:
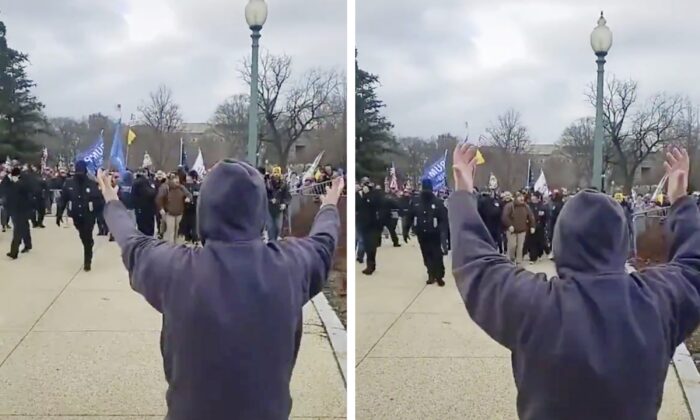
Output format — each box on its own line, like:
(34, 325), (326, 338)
(476, 149), (486, 165)
(127, 128), (137, 145)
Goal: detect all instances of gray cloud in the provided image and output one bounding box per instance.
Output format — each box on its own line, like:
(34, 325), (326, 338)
(1, 0), (346, 122)
(357, 0), (700, 143)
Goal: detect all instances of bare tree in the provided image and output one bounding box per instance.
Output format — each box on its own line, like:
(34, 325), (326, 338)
(587, 77), (683, 193)
(485, 109), (531, 189)
(485, 109), (531, 154)
(137, 84), (183, 168)
(557, 117), (597, 186)
(240, 51), (342, 168)
(208, 94), (249, 159)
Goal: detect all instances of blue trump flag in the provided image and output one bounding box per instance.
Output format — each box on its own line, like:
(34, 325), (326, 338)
(110, 120), (126, 175)
(76, 131), (105, 174)
(422, 150), (448, 191)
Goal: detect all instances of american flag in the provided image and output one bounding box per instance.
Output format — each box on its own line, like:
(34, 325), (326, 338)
(389, 163), (398, 190)
(41, 147), (48, 171)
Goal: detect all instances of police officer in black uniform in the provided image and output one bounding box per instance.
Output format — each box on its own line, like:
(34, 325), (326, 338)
(356, 177), (382, 275)
(478, 188), (505, 253)
(56, 160), (105, 271)
(3, 167), (33, 259)
(182, 170), (201, 243)
(403, 178), (447, 286)
(526, 192), (549, 263)
(131, 168), (159, 236)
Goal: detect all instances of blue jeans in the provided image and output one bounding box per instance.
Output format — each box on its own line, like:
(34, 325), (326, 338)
(267, 212), (283, 241)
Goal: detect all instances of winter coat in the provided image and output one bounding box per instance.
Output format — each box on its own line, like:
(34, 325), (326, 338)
(156, 181), (191, 217)
(449, 189), (700, 420)
(502, 201), (535, 233)
(103, 160), (339, 420)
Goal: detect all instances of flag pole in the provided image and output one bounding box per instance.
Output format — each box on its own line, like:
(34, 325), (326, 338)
(179, 137), (183, 166)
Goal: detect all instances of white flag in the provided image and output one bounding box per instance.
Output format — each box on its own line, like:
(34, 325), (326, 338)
(302, 150), (325, 180)
(533, 169), (549, 197)
(488, 172), (499, 190)
(192, 148), (206, 177)
(142, 151), (153, 168)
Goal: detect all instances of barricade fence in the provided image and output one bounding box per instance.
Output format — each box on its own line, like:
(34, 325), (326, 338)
(630, 206), (669, 260)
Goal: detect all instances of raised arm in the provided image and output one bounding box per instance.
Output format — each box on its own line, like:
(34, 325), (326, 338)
(449, 191), (549, 349)
(99, 171), (190, 313)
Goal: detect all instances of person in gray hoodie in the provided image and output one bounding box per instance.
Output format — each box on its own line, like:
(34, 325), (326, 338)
(98, 159), (343, 420)
(449, 145), (700, 420)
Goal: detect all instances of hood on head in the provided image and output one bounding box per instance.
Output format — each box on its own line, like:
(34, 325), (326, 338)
(552, 189), (629, 276)
(197, 159), (268, 242)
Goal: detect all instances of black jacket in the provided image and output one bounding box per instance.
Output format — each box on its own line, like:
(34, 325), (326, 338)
(356, 189), (382, 231)
(0, 174), (34, 217)
(132, 175), (158, 212)
(57, 175), (104, 220)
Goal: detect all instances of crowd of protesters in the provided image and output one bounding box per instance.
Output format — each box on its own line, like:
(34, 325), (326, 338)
(356, 171), (682, 284)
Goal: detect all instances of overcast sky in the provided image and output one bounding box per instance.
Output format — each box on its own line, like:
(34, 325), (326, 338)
(0, 0), (346, 123)
(357, 0), (700, 144)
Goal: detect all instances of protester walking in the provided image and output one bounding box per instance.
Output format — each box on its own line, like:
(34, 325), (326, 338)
(156, 172), (192, 244)
(501, 192), (535, 265)
(266, 169), (290, 242)
(98, 160), (342, 420)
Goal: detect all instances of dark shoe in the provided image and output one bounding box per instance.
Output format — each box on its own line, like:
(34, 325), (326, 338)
(362, 265), (376, 275)
(426, 277), (436, 285)
(437, 278), (446, 287)
(356, 257), (364, 264)
(6, 252), (17, 259)
(20, 247), (31, 253)
(393, 243), (401, 247)
(38, 224), (45, 228)
(109, 236), (115, 242)
(84, 262), (91, 272)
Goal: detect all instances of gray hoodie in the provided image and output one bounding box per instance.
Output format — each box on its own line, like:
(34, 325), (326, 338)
(104, 159), (340, 420)
(449, 189), (700, 420)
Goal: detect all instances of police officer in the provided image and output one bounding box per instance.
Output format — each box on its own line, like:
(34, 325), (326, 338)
(56, 160), (105, 271)
(356, 177), (382, 275)
(132, 168), (159, 236)
(182, 170), (201, 243)
(526, 192), (549, 263)
(478, 189), (505, 253)
(3, 167), (33, 259)
(404, 178), (447, 286)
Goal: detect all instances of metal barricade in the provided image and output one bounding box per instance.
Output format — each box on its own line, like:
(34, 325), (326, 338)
(289, 179), (333, 196)
(630, 206), (669, 259)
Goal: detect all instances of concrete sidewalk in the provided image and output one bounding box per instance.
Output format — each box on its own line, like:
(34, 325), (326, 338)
(0, 223), (345, 419)
(356, 240), (692, 419)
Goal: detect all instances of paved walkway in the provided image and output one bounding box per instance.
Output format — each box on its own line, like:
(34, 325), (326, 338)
(0, 221), (345, 419)
(356, 239), (692, 419)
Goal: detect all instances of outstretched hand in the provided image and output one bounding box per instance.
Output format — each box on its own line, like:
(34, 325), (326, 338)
(664, 147), (689, 205)
(453, 144), (478, 193)
(321, 176), (345, 207)
(97, 169), (119, 203)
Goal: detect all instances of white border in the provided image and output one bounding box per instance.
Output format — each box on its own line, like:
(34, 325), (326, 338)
(345, 0), (357, 415)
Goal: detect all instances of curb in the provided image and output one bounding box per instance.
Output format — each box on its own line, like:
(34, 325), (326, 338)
(627, 263), (700, 418)
(673, 342), (700, 419)
(312, 293), (347, 386)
